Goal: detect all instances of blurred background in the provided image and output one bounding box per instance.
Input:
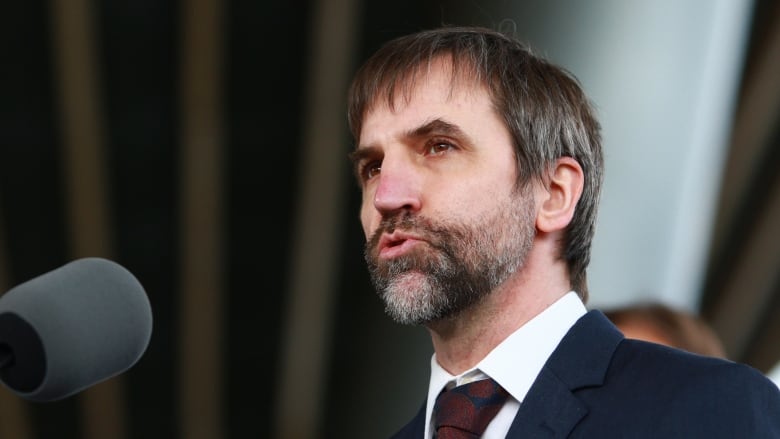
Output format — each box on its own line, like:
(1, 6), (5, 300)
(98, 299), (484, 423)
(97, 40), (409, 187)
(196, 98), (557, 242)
(0, 0), (778, 438)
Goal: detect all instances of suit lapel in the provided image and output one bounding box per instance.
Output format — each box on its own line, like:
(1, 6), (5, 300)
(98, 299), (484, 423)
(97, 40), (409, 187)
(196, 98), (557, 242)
(388, 400), (425, 439)
(506, 367), (588, 437)
(506, 311), (623, 438)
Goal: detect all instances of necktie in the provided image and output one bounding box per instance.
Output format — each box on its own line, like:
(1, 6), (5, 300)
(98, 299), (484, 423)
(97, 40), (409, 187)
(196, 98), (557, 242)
(433, 378), (509, 438)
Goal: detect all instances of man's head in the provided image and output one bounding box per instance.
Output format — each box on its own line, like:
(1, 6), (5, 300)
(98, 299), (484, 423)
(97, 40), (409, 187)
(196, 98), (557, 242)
(347, 26), (603, 323)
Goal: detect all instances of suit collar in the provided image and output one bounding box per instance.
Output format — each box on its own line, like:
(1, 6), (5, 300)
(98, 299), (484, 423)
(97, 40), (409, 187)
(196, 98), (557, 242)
(389, 311), (624, 439)
(507, 310), (623, 437)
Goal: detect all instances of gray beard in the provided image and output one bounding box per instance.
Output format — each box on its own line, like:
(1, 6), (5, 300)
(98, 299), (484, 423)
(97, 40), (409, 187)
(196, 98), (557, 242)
(364, 187), (536, 325)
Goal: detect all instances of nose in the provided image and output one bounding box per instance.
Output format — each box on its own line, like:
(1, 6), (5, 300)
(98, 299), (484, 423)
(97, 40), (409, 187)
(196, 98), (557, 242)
(372, 156), (422, 214)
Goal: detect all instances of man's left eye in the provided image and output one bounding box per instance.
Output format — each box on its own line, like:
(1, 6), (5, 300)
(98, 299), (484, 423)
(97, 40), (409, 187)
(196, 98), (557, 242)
(425, 142), (454, 155)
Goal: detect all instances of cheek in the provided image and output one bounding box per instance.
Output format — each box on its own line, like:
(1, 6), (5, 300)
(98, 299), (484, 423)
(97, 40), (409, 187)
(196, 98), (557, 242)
(359, 203), (375, 239)
(455, 181), (505, 211)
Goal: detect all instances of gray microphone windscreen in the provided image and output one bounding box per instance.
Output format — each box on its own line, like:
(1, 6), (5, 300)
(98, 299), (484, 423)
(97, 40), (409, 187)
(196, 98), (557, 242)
(0, 257), (152, 402)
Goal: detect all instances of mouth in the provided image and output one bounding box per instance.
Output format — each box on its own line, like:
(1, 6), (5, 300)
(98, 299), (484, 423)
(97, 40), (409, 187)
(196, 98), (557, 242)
(377, 232), (425, 259)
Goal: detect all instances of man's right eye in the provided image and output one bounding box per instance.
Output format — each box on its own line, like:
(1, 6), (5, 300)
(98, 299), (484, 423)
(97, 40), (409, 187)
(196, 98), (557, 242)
(361, 162), (381, 181)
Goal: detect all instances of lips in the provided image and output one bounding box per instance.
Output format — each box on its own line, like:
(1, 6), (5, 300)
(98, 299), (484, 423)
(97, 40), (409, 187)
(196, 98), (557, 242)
(377, 231), (425, 259)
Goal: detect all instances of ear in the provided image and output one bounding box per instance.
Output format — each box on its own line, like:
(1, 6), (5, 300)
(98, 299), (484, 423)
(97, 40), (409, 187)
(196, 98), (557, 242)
(536, 157), (584, 233)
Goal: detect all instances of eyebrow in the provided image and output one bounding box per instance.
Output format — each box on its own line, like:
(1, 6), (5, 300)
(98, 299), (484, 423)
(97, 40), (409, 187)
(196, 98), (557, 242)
(405, 118), (466, 141)
(347, 146), (375, 170)
(351, 118), (466, 154)
(348, 118), (469, 171)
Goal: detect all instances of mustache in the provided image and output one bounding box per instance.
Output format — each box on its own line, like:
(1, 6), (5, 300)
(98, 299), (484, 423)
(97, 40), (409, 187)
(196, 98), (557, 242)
(379, 212), (417, 234)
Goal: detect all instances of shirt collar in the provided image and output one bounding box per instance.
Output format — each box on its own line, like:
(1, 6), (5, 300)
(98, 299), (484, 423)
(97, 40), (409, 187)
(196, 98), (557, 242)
(425, 291), (586, 435)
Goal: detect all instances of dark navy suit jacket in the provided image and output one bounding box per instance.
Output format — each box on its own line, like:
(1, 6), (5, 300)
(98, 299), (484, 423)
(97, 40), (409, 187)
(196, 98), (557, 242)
(389, 310), (780, 438)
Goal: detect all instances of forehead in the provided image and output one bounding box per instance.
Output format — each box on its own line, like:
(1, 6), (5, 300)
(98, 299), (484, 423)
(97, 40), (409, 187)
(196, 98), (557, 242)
(359, 60), (493, 141)
(380, 56), (483, 107)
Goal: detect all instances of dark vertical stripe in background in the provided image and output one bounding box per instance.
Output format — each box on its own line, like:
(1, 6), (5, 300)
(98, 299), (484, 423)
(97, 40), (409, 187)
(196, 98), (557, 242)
(0, 0), (74, 436)
(224, 0), (312, 438)
(98, 1), (180, 438)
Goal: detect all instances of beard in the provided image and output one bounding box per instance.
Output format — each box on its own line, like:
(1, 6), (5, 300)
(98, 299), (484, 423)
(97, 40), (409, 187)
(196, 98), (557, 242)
(364, 185), (536, 325)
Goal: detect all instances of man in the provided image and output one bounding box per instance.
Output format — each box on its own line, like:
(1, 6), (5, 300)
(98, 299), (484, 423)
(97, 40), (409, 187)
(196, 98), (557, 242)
(346, 26), (780, 438)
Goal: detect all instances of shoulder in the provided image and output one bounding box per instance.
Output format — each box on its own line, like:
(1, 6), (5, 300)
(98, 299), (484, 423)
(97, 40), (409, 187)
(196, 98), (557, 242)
(612, 338), (780, 409)
(582, 338), (780, 435)
(612, 337), (766, 385)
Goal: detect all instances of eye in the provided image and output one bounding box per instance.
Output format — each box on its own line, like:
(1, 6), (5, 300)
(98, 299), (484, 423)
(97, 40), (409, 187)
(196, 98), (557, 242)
(424, 139), (456, 156)
(349, 147), (383, 185)
(359, 160), (381, 182)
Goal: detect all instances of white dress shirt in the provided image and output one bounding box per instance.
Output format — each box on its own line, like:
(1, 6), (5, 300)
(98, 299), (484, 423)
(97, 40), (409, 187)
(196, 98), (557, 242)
(424, 291), (587, 439)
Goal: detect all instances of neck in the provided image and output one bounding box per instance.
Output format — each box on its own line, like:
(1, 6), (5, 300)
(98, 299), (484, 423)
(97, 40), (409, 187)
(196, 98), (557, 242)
(427, 241), (571, 375)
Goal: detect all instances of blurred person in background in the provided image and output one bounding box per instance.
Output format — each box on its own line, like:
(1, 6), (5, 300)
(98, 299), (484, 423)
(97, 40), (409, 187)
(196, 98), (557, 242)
(604, 301), (727, 358)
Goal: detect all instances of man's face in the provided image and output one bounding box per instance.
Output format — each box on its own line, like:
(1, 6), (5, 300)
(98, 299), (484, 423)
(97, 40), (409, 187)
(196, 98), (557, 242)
(352, 60), (537, 325)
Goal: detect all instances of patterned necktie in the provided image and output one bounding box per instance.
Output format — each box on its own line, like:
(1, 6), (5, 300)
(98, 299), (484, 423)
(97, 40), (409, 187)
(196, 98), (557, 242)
(433, 378), (509, 438)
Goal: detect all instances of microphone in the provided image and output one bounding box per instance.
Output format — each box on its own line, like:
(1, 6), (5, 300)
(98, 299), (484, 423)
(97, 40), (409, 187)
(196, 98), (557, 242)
(0, 257), (152, 402)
